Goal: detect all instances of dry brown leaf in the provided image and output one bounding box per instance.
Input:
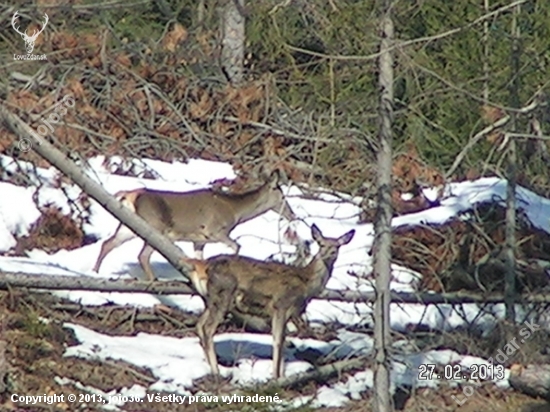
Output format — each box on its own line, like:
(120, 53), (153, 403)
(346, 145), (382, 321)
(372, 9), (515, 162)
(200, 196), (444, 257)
(86, 56), (102, 68)
(174, 78), (188, 101)
(481, 104), (505, 124)
(82, 33), (100, 46)
(249, 105), (263, 122)
(465, 168), (480, 181)
(138, 63), (153, 78)
(213, 121), (232, 137)
(189, 90), (213, 119)
(115, 53), (132, 67)
(67, 78), (85, 99)
(9, 90), (39, 110)
(238, 83), (264, 107)
(51, 32), (77, 50)
(237, 131), (255, 146)
(486, 131), (504, 145)
(196, 32), (213, 54)
(157, 123), (172, 135)
(162, 23), (188, 52)
(393, 145), (444, 191)
(110, 126), (126, 140)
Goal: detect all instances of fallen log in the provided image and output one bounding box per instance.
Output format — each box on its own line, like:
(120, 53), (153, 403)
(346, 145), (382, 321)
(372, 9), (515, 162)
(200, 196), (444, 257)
(509, 364), (550, 401)
(2, 271), (550, 304)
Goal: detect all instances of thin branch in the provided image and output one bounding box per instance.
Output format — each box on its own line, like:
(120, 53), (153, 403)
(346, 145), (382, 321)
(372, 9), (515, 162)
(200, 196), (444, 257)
(222, 116), (335, 143)
(411, 62), (543, 114)
(283, 0), (528, 63)
(506, 132), (550, 140)
(445, 115), (510, 178)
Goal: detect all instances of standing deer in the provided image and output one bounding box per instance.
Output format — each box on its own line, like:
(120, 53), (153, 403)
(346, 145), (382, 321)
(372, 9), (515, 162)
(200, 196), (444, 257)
(186, 224), (355, 379)
(93, 171), (297, 281)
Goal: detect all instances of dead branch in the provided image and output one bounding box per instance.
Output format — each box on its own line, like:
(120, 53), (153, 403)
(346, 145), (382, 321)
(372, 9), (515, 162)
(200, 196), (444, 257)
(445, 90), (543, 178)
(0, 105), (195, 282)
(2, 271), (550, 304)
(446, 115), (510, 178)
(273, 356), (367, 389)
(509, 364), (550, 401)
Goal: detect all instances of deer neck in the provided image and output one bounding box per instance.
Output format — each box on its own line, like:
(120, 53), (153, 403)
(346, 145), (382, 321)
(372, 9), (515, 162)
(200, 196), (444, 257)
(225, 185), (277, 225)
(305, 254), (336, 297)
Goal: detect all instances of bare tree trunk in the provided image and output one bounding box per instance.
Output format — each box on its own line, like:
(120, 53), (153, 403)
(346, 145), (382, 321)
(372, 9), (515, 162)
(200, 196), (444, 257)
(504, 1), (521, 322)
(373, 0), (394, 410)
(0, 106), (194, 283)
(530, 114), (550, 163)
(482, 0), (490, 103)
(220, 0), (246, 85)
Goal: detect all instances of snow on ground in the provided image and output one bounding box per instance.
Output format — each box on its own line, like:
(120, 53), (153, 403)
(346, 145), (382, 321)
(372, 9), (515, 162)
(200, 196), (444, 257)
(1, 154), (550, 408)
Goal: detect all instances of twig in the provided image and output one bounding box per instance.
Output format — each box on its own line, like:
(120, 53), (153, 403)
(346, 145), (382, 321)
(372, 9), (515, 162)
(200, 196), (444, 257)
(103, 359), (157, 384)
(445, 115), (510, 178)
(223, 116), (336, 143)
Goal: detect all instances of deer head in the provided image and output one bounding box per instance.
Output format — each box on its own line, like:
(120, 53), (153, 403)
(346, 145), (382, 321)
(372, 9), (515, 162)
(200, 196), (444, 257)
(12, 11), (49, 54)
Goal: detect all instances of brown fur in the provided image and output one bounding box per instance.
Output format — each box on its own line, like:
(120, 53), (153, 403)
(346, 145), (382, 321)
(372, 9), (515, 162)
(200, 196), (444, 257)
(93, 171), (297, 281)
(192, 224), (355, 379)
(183, 258), (209, 297)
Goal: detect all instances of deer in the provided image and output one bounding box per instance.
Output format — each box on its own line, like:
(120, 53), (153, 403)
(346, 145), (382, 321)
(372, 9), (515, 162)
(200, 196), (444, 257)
(186, 223), (355, 379)
(93, 170), (297, 282)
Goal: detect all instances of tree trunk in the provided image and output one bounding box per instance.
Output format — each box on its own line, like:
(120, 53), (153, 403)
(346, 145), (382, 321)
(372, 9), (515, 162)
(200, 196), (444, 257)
(220, 0), (246, 85)
(504, 0), (522, 322)
(373, 0), (394, 410)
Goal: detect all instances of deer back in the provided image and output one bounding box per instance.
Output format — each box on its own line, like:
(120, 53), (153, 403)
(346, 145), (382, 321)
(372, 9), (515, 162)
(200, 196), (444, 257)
(130, 171), (294, 239)
(210, 169), (296, 224)
(201, 224), (355, 317)
(204, 254), (311, 317)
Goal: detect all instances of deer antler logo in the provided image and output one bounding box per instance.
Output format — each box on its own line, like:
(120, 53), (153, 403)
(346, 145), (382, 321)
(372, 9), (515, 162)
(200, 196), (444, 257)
(11, 11), (49, 55)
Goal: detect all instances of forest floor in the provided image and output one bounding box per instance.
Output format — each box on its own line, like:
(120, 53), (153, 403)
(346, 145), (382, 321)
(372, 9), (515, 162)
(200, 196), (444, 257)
(2, 289), (550, 412)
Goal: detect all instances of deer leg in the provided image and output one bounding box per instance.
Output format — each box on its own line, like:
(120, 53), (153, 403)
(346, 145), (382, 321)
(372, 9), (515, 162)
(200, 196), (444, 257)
(194, 243), (205, 260)
(219, 235), (240, 255)
(197, 304), (230, 376)
(272, 308), (289, 379)
(197, 307), (221, 376)
(197, 273), (236, 376)
(93, 224), (136, 272)
(137, 243), (156, 281)
(289, 300), (309, 335)
(230, 239), (240, 254)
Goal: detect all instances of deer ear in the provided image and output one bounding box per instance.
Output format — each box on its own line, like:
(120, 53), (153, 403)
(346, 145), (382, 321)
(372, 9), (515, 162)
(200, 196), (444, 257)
(311, 224), (323, 241)
(338, 229), (355, 245)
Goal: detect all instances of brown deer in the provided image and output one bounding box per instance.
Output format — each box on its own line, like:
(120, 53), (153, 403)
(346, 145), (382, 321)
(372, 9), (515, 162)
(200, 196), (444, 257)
(186, 224), (355, 379)
(93, 171), (297, 281)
